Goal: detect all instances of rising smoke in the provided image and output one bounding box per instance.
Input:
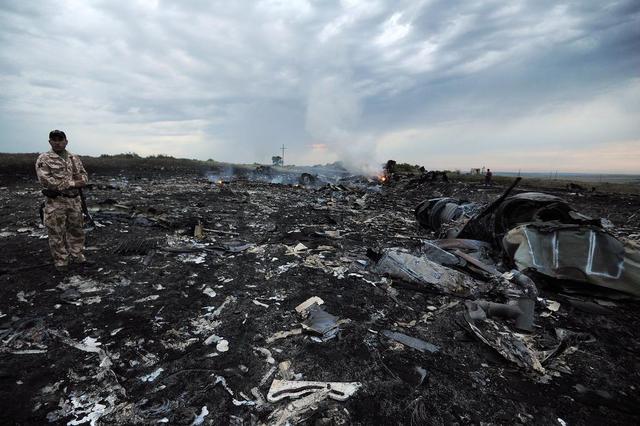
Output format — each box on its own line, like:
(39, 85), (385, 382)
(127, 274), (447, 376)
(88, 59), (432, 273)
(305, 75), (383, 176)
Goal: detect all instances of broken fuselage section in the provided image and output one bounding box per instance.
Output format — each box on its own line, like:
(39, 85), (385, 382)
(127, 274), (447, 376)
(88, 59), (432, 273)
(415, 191), (640, 296)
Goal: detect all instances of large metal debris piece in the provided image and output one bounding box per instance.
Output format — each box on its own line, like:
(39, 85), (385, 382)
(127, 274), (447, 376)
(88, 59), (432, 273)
(503, 224), (640, 296)
(460, 191), (601, 244)
(420, 241), (461, 266)
(368, 248), (488, 297)
(415, 190), (640, 295)
(415, 197), (481, 236)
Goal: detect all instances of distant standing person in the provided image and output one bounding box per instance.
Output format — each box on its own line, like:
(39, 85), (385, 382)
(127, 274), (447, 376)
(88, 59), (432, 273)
(485, 168), (493, 185)
(35, 130), (88, 271)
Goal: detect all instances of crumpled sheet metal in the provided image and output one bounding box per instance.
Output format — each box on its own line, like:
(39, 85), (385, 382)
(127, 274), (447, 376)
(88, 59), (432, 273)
(504, 224), (640, 296)
(464, 315), (545, 373)
(267, 380), (362, 403)
(464, 306), (594, 375)
(415, 197), (479, 235)
(301, 304), (340, 341)
(420, 241), (461, 266)
(491, 192), (598, 236)
(370, 248), (486, 297)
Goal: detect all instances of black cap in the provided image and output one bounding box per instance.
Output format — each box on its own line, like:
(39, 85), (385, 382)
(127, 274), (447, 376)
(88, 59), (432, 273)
(49, 130), (67, 140)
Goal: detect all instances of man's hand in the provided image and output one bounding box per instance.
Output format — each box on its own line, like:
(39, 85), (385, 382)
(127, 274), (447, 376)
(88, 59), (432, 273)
(66, 179), (85, 189)
(68, 175), (86, 189)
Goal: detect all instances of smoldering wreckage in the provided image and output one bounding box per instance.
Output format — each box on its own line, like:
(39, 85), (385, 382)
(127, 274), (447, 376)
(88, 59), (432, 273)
(1, 163), (639, 425)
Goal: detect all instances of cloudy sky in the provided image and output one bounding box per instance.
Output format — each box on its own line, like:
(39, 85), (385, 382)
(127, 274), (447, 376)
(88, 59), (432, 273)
(1, 0), (639, 173)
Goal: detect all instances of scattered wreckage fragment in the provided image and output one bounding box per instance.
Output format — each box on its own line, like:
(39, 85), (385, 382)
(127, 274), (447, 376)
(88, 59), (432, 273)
(267, 380), (362, 403)
(295, 296), (345, 342)
(463, 306), (595, 375)
(381, 330), (439, 353)
(266, 380), (361, 426)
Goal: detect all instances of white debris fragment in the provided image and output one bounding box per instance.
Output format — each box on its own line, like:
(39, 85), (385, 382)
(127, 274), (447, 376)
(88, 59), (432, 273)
(295, 297), (324, 316)
(111, 328), (124, 336)
(267, 379), (362, 402)
(213, 375), (235, 395)
(134, 295), (160, 303)
(50, 331), (112, 369)
(600, 218), (615, 229)
(332, 266), (348, 279)
(266, 328), (303, 344)
(232, 398), (256, 406)
(57, 276), (102, 293)
(216, 340), (229, 352)
(82, 337), (102, 348)
(538, 298), (561, 312)
(204, 334), (221, 345)
(140, 368), (164, 382)
(67, 401), (108, 426)
(253, 299), (269, 308)
(191, 406), (209, 425)
(179, 253), (207, 264)
(266, 380), (362, 425)
(84, 296), (102, 305)
(17, 291), (29, 303)
(258, 366), (278, 387)
(203, 287), (217, 298)
(285, 243), (309, 256)
(266, 262), (298, 279)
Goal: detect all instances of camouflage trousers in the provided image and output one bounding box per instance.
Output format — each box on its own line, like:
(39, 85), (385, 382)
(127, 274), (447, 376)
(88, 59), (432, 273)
(43, 196), (85, 267)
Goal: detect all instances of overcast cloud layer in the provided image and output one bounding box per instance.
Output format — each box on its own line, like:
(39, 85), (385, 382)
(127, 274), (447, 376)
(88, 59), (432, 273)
(1, 0), (639, 173)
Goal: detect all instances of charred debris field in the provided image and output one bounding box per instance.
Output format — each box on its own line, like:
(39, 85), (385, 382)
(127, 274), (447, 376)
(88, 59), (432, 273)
(1, 165), (639, 425)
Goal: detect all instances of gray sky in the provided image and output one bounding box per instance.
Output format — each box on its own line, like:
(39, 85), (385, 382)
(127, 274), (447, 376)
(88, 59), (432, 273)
(1, 0), (639, 173)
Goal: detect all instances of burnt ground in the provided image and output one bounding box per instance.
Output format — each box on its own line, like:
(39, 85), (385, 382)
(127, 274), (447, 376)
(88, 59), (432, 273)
(1, 172), (639, 425)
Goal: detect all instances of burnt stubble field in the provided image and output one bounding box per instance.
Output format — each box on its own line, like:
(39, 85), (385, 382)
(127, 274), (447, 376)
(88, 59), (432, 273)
(1, 161), (639, 425)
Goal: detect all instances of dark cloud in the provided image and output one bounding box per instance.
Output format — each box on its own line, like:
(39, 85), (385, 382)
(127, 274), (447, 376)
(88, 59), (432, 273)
(0, 0), (638, 172)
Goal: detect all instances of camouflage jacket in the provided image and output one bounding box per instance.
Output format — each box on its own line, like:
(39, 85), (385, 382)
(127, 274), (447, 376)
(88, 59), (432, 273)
(36, 150), (88, 194)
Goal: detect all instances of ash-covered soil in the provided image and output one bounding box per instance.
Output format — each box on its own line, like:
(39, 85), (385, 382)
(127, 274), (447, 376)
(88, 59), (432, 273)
(1, 173), (639, 425)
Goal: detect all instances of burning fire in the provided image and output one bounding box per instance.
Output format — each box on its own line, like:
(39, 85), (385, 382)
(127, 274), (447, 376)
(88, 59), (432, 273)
(378, 174), (388, 183)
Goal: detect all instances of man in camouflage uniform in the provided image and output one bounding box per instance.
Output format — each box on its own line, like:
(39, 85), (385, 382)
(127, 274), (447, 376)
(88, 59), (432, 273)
(36, 130), (89, 271)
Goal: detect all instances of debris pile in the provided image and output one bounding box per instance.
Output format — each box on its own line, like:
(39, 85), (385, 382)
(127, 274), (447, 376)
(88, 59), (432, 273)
(1, 168), (639, 424)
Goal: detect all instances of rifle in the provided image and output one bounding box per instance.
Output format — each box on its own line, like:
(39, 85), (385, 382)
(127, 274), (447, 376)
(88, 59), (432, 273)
(78, 188), (95, 226)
